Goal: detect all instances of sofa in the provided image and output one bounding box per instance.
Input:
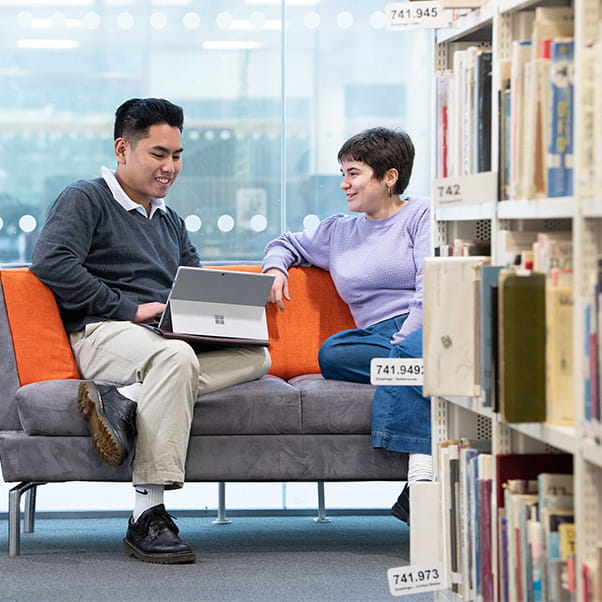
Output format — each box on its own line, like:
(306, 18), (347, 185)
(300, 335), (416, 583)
(0, 265), (408, 556)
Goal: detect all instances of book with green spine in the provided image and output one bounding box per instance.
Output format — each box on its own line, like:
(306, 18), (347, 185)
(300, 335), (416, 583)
(499, 269), (546, 422)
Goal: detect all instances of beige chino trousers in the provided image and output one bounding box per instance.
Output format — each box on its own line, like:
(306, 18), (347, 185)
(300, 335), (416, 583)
(70, 321), (271, 488)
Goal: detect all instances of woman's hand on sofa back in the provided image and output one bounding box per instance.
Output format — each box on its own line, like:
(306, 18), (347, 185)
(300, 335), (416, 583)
(265, 268), (290, 312)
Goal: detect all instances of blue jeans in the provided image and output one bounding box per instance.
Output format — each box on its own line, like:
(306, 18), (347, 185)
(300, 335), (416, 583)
(318, 315), (431, 455)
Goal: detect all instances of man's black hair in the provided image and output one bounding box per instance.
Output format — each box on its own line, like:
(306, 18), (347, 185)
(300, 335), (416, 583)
(114, 98), (184, 144)
(337, 127), (415, 195)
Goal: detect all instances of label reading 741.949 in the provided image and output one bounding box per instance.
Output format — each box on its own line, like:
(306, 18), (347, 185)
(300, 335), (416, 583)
(370, 358), (423, 386)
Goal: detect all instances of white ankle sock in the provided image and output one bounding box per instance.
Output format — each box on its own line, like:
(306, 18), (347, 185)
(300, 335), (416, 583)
(133, 484), (164, 522)
(408, 453), (433, 482)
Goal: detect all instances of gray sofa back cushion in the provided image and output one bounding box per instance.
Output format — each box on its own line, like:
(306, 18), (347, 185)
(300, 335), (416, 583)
(0, 282), (24, 431)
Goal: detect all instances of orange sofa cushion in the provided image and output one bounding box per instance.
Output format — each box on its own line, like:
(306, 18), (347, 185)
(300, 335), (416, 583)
(210, 265), (356, 379)
(0, 265), (354, 385)
(0, 268), (80, 385)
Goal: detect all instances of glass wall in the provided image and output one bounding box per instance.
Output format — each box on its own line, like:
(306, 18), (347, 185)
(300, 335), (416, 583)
(0, 0), (431, 511)
(0, 0), (432, 265)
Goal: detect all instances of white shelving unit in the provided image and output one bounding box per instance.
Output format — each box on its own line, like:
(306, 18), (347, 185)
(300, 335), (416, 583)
(429, 0), (602, 598)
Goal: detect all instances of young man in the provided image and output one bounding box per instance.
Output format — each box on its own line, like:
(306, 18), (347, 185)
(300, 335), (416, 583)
(31, 98), (271, 564)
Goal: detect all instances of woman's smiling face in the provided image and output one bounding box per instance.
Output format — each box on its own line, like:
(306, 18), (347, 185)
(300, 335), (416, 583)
(339, 159), (390, 219)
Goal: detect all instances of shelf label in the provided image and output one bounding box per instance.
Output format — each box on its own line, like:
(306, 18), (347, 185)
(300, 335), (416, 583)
(433, 171), (497, 208)
(385, 2), (452, 30)
(370, 358), (424, 385)
(387, 562), (445, 596)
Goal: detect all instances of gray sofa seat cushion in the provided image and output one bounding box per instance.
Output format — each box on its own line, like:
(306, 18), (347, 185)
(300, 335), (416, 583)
(18, 375), (303, 437)
(288, 374), (376, 434)
(191, 375), (302, 435)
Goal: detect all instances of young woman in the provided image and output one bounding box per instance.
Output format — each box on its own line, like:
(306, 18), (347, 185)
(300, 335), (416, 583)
(262, 127), (432, 524)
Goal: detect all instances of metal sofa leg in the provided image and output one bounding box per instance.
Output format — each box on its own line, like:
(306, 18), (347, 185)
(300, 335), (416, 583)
(8, 482), (41, 557)
(24, 485), (38, 534)
(212, 482), (231, 525)
(314, 481), (331, 523)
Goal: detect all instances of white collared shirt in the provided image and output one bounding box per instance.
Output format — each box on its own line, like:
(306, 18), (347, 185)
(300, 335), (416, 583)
(101, 166), (166, 219)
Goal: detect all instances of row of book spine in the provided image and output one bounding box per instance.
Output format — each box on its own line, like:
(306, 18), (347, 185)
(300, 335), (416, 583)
(434, 7), (588, 202)
(423, 231), (574, 424)
(435, 45), (492, 179)
(500, 6), (574, 201)
(438, 444), (577, 602)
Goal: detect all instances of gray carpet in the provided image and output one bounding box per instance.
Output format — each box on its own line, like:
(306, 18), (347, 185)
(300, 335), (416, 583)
(0, 513), (435, 602)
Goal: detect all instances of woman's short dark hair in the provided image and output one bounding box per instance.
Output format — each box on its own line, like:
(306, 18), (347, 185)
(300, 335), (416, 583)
(114, 98), (184, 144)
(337, 127), (415, 195)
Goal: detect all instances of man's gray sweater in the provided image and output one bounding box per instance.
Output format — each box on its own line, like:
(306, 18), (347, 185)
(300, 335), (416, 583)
(31, 177), (201, 333)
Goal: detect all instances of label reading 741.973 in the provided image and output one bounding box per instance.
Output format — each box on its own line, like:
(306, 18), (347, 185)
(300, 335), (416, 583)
(387, 562), (445, 596)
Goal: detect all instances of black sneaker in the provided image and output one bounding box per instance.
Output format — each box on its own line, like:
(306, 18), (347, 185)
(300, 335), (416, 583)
(391, 483), (411, 525)
(78, 381), (137, 467)
(123, 504), (196, 564)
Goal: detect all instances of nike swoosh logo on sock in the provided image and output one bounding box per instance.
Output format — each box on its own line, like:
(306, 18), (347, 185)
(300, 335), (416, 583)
(135, 489), (148, 495)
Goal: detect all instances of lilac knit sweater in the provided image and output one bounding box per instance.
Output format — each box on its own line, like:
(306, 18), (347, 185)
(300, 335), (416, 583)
(262, 197), (431, 345)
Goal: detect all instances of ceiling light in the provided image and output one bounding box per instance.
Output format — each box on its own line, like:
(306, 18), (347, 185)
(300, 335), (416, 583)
(0, 0), (93, 5)
(17, 39), (80, 48)
(245, 0), (319, 5)
(202, 41), (264, 50)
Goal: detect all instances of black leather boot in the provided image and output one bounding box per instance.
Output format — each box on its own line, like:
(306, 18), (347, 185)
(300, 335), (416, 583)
(78, 381), (137, 467)
(391, 483), (411, 525)
(123, 504), (196, 564)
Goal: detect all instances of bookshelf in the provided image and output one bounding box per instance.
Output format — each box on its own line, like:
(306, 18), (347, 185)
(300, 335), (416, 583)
(426, 0), (602, 598)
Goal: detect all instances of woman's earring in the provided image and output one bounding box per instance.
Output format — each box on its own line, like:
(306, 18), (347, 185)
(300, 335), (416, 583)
(387, 186), (393, 198)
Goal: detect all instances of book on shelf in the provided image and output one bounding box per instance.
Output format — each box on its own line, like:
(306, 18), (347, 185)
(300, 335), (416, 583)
(531, 9), (574, 200)
(595, 30), (602, 202)
(435, 238), (491, 257)
(480, 266), (503, 408)
(499, 60), (512, 200)
(495, 453), (573, 510)
(438, 439), (492, 598)
(509, 40), (532, 200)
(495, 455), (573, 602)
(498, 269), (546, 423)
(532, 230), (572, 275)
(583, 258), (602, 434)
(522, 39), (552, 199)
(530, 6), (573, 57)
(436, 70), (452, 179)
(437, 43), (493, 179)
(546, 284), (574, 425)
(478, 454), (495, 602)
(462, 46), (478, 177)
(495, 230), (538, 268)
(474, 48), (492, 173)
(547, 38), (575, 198)
(580, 45), (596, 198)
(503, 480), (538, 602)
(541, 508), (575, 601)
(424, 256), (491, 398)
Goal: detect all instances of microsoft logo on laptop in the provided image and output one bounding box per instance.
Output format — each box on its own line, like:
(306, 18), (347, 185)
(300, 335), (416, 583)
(214, 314), (225, 325)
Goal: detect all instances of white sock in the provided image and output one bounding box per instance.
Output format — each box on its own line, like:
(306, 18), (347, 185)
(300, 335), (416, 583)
(408, 453), (433, 482)
(117, 383), (142, 403)
(133, 484), (164, 522)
